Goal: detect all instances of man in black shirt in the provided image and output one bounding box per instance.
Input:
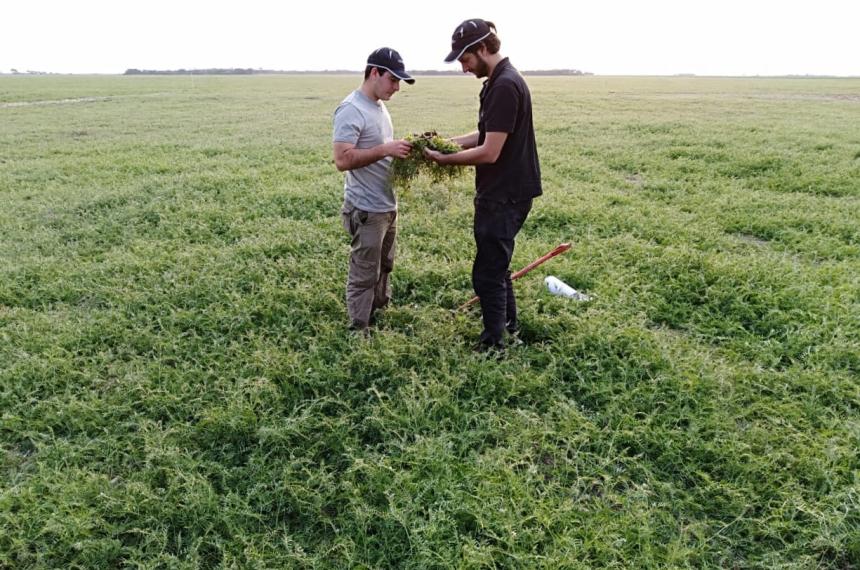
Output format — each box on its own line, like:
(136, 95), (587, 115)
(425, 19), (542, 351)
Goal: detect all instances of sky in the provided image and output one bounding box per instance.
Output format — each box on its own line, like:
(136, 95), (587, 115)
(2, 0), (858, 76)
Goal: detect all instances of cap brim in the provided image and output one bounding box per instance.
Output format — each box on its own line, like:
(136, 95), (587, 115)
(390, 70), (415, 85)
(370, 63), (415, 84)
(444, 48), (462, 63)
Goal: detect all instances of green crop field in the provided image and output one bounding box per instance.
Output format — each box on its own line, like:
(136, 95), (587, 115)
(1, 74), (858, 568)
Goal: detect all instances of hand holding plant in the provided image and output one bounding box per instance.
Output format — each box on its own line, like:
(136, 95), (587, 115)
(390, 131), (465, 189)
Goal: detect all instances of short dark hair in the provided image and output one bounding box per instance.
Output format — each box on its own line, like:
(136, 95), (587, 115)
(364, 66), (389, 80)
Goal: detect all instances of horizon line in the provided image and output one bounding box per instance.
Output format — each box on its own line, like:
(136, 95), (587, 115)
(3, 69), (859, 79)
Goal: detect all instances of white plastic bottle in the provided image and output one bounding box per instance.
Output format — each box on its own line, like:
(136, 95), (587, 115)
(545, 276), (591, 301)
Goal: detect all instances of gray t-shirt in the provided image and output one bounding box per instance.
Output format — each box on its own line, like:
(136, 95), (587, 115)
(333, 89), (396, 213)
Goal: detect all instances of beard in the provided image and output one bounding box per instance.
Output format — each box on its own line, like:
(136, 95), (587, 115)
(473, 58), (490, 78)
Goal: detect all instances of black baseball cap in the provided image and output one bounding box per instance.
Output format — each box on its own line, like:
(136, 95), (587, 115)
(367, 47), (415, 84)
(444, 19), (496, 63)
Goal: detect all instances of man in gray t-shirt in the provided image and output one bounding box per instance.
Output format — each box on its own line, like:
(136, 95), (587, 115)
(333, 47), (414, 333)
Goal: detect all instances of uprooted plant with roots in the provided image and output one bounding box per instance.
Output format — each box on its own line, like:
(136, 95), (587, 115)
(391, 131), (466, 189)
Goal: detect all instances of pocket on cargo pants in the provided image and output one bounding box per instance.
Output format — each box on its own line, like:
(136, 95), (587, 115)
(343, 206), (370, 236)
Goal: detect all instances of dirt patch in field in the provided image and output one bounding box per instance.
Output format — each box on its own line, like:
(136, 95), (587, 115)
(625, 173), (644, 186)
(0, 96), (113, 109)
(734, 233), (770, 246)
(747, 93), (860, 103)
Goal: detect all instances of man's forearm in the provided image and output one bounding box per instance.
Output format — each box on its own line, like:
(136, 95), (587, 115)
(438, 145), (496, 166)
(452, 131), (479, 149)
(435, 131), (506, 166)
(336, 144), (390, 171)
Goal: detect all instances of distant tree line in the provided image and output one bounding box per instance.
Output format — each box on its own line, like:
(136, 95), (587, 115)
(124, 68), (592, 76)
(124, 68), (263, 75)
(5, 69), (54, 75)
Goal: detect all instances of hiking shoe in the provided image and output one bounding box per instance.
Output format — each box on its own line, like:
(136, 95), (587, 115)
(472, 340), (506, 359)
(348, 320), (370, 338)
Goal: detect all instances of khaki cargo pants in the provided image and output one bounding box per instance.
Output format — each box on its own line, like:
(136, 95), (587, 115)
(341, 205), (397, 329)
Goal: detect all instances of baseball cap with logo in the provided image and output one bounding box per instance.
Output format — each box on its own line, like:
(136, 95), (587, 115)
(444, 19), (496, 63)
(367, 47), (415, 84)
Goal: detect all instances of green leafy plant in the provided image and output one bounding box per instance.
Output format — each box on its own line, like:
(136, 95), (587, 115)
(391, 131), (466, 189)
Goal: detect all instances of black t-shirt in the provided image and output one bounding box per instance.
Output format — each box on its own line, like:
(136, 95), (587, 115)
(476, 58), (542, 204)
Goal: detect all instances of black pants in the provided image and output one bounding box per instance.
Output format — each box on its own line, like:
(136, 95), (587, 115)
(472, 198), (533, 346)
